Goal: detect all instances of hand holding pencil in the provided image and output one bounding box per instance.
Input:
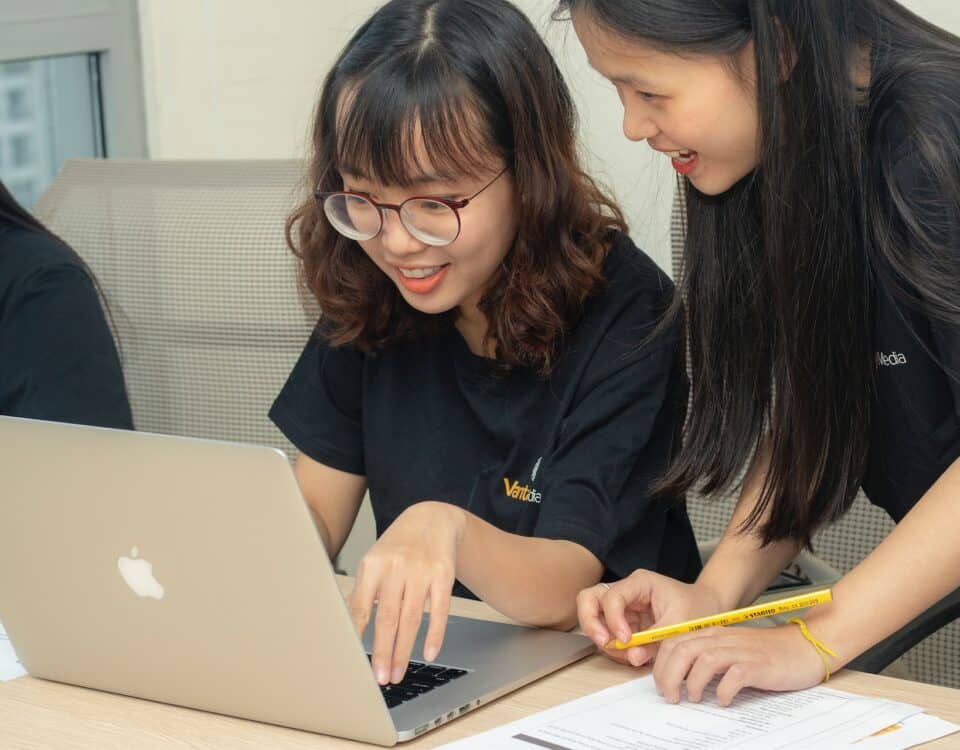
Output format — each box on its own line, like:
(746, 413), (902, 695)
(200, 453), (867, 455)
(578, 570), (839, 705)
(577, 569), (730, 668)
(605, 588), (832, 650)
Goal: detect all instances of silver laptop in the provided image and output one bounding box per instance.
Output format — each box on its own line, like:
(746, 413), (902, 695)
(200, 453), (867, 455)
(0, 416), (593, 745)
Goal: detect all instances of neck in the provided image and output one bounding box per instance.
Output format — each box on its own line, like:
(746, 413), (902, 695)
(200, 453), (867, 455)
(456, 296), (493, 358)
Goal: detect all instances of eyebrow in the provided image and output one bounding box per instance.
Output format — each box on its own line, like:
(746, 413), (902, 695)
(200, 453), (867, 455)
(340, 165), (449, 187)
(609, 73), (654, 89)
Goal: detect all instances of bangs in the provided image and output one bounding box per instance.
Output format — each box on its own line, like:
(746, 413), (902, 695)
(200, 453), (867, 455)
(333, 50), (501, 187)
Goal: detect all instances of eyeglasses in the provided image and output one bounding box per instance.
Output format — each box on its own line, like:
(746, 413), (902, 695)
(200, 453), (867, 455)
(314, 167), (508, 247)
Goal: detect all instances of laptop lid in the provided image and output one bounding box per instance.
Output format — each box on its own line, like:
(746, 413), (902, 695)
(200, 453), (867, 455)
(0, 416), (399, 744)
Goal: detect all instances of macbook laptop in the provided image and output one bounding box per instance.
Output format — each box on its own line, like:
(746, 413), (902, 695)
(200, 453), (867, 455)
(0, 416), (593, 745)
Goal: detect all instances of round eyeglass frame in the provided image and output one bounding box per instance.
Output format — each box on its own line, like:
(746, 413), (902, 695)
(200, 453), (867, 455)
(314, 166), (508, 247)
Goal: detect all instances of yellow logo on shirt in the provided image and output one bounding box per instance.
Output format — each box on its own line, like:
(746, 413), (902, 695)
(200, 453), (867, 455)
(503, 477), (542, 504)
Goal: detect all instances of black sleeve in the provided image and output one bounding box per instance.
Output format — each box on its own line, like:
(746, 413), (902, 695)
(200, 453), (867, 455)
(532, 308), (682, 564)
(0, 263), (132, 429)
(269, 330), (366, 476)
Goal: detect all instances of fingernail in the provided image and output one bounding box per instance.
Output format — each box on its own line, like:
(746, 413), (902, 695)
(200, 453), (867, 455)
(391, 666), (405, 684)
(376, 667), (389, 685)
(628, 651), (643, 667)
(593, 634), (606, 648)
(424, 645), (438, 662)
(619, 629), (631, 642)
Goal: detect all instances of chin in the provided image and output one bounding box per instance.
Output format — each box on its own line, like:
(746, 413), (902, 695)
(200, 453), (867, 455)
(397, 288), (459, 316)
(691, 162), (757, 196)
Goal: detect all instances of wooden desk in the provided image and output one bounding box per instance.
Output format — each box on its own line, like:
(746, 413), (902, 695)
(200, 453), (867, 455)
(2, 579), (958, 749)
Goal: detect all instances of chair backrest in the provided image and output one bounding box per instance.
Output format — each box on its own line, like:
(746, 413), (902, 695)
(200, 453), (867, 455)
(669, 182), (959, 688)
(33, 159), (317, 460)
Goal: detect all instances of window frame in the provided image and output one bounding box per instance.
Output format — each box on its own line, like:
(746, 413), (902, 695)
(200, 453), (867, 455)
(0, 0), (147, 158)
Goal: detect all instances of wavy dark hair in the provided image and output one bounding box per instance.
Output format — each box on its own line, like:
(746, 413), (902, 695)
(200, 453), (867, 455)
(287, 0), (626, 376)
(557, 0), (960, 544)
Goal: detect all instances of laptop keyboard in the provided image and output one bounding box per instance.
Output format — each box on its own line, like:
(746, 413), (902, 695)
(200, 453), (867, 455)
(367, 655), (469, 708)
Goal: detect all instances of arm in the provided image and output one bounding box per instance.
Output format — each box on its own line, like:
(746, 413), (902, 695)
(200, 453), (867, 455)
(293, 452), (367, 559)
(696, 439), (801, 610)
(649, 456), (960, 705)
(801, 455), (960, 669)
(456, 507), (602, 629)
(578, 437), (801, 666)
(349, 500), (601, 686)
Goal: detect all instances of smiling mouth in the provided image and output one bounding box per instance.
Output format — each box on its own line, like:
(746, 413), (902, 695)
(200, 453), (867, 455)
(398, 264), (450, 279)
(667, 150), (698, 164)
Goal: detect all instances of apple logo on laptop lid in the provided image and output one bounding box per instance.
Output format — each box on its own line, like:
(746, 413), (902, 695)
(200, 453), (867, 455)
(117, 547), (165, 600)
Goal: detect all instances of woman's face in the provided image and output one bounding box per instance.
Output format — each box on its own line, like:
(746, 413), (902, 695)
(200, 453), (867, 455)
(572, 12), (761, 196)
(342, 160), (518, 317)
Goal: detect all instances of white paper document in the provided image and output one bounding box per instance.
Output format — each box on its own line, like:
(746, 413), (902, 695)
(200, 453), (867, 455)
(0, 621), (27, 681)
(856, 713), (960, 749)
(440, 675), (959, 750)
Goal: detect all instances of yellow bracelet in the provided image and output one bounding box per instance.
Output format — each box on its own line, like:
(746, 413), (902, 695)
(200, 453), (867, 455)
(788, 617), (838, 683)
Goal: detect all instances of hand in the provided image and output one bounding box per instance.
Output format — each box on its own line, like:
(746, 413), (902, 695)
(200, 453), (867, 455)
(652, 622), (829, 705)
(348, 501), (466, 686)
(576, 569), (724, 668)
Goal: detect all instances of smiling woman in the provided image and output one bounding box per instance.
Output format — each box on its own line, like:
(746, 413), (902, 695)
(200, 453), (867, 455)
(558, 0), (960, 707)
(270, 0), (701, 692)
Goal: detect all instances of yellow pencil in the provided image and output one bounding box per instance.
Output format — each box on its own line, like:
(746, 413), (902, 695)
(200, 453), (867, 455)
(606, 588), (833, 650)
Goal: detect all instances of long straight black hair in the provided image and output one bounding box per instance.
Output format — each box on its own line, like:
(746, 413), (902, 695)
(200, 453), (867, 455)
(556, 0), (960, 544)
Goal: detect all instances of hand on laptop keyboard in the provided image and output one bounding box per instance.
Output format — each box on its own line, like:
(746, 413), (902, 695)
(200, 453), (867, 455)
(348, 502), (466, 686)
(368, 655), (468, 708)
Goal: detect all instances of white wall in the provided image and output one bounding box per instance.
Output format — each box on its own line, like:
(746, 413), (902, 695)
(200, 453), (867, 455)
(136, 0), (675, 270)
(136, 0), (960, 270)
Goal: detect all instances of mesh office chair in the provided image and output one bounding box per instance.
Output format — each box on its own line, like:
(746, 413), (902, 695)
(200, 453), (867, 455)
(32, 159), (378, 570)
(669, 183), (960, 687)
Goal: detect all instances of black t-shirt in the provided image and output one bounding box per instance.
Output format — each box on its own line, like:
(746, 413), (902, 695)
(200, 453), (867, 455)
(271, 233), (701, 595)
(863, 105), (960, 520)
(0, 223), (133, 430)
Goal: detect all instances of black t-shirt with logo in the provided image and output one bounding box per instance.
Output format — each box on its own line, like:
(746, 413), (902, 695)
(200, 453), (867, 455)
(863, 105), (960, 520)
(0, 223), (133, 430)
(270, 233), (701, 596)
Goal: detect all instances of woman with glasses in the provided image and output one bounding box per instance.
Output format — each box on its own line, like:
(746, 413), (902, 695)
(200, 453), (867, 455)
(270, 0), (700, 688)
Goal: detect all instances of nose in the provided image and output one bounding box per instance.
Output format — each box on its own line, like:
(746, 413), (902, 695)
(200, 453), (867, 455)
(379, 209), (427, 257)
(622, 103), (659, 143)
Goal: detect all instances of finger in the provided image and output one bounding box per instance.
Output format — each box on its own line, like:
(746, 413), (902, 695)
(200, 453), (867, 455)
(684, 647), (751, 703)
(348, 559), (380, 639)
(602, 583), (652, 645)
(652, 627), (719, 671)
(653, 633), (719, 703)
(622, 605), (656, 634)
(390, 580), (429, 684)
(625, 644), (658, 667)
(371, 574), (405, 686)
(576, 585), (611, 647)
(423, 572), (454, 663)
(715, 662), (755, 706)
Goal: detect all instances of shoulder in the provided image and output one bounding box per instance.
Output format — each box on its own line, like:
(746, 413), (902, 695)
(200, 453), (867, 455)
(0, 225), (90, 297)
(868, 59), (960, 188)
(600, 231), (674, 299)
(866, 65), (960, 316)
(556, 232), (678, 379)
(584, 231), (676, 340)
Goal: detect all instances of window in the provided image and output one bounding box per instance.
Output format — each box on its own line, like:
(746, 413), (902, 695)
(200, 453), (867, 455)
(0, 55), (104, 208)
(0, 1), (145, 208)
